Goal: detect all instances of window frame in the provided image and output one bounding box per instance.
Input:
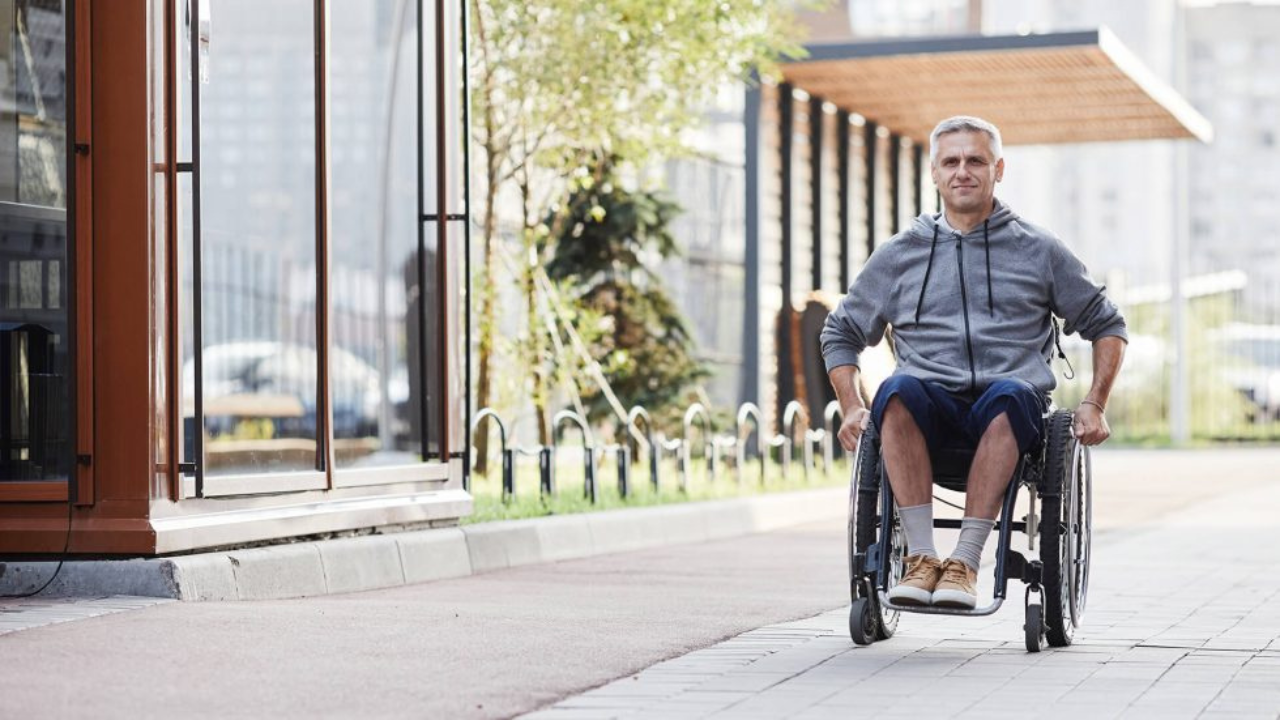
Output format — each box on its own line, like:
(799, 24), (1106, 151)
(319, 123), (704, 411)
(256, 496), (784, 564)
(0, 0), (90, 505)
(167, 0), (469, 499)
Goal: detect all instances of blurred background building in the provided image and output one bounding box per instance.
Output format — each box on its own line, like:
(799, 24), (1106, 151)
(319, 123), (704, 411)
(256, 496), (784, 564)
(665, 0), (1279, 443)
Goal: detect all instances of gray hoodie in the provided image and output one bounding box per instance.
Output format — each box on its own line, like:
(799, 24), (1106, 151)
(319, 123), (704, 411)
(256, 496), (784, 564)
(821, 199), (1127, 396)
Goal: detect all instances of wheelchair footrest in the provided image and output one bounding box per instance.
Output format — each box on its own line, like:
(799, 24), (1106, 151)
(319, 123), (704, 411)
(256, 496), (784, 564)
(878, 591), (1005, 617)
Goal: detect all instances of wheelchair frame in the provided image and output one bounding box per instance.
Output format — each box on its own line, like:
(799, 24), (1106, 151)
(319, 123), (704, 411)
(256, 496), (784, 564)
(847, 408), (1092, 652)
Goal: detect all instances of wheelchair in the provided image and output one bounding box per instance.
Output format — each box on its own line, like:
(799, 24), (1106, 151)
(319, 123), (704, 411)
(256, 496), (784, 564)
(846, 407), (1092, 652)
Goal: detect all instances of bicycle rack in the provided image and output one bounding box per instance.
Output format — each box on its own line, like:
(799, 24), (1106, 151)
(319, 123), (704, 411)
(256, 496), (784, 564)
(681, 403), (713, 490)
(823, 401), (843, 474)
(736, 402), (765, 486)
(627, 406), (659, 493)
(469, 408), (514, 500)
(553, 410), (597, 503)
(779, 400), (810, 482)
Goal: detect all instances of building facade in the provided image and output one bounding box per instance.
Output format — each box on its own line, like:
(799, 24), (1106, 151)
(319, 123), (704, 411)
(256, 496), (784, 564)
(0, 0), (472, 556)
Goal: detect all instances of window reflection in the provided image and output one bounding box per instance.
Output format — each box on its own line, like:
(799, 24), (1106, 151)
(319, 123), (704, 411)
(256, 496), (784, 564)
(0, 0), (68, 483)
(188, 0), (320, 475)
(329, 0), (426, 467)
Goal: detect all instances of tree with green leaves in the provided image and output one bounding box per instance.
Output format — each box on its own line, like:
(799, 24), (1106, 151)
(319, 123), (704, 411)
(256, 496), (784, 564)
(544, 157), (709, 430)
(470, 0), (809, 469)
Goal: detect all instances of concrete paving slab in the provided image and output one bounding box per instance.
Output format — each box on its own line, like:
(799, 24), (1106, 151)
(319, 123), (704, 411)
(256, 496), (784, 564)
(529, 449), (1280, 719)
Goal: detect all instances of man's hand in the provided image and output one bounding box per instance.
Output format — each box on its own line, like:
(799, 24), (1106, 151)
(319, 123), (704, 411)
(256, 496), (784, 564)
(837, 406), (872, 452)
(1074, 336), (1125, 447)
(1072, 402), (1110, 446)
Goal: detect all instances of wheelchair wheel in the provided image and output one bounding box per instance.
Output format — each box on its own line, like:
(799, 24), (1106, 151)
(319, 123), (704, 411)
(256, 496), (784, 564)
(1039, 409), (1092, 647)
(849, 598), (875, 646)
(849, 433), (903, 642)
(1024, 602), (1046, 653)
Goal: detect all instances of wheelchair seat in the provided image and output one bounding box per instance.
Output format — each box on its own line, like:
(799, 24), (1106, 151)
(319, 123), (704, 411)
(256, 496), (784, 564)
(929, 444), (976, 493)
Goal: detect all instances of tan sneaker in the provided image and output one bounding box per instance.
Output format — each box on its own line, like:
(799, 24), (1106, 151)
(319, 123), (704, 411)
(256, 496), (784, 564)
(887, 554), (942, 606)
(932, 559), (979, 609)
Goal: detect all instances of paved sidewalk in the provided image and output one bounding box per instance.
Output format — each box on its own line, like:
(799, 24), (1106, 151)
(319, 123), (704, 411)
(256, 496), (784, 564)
(0, 449), (1275, 719)
(0, 595), (172, 635)
(526, 466), (1280, 719)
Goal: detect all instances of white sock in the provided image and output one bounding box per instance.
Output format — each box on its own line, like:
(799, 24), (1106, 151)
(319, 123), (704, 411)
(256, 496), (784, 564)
(898, 503), (937, 559)
(950, 517), (996, 572)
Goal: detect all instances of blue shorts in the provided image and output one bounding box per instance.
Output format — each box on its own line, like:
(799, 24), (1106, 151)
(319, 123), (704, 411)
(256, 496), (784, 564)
(869, 375), (1049, 454)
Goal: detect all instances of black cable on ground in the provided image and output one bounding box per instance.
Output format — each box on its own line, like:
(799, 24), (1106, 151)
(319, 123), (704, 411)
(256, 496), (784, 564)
(0, 494), (73, 599)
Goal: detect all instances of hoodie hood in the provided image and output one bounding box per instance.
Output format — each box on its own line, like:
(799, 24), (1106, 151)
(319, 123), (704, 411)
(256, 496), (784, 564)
(909, 198), (1018, 240)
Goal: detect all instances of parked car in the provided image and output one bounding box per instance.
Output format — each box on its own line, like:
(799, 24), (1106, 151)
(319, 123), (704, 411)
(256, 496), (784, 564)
(1212, 323), (1280, 421)
(181, 341), (388, 439)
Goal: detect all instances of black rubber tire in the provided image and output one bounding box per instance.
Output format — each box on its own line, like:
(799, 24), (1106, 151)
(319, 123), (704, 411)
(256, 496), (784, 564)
(849, 598), (875, 646)
(1039, 409), (1088, 648)
(1025, 603), (1045, 653)
(851, 434), (901, 640)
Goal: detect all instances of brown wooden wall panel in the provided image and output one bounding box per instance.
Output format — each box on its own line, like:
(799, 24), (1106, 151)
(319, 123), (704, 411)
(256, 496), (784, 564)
(91, 2), (155, 512)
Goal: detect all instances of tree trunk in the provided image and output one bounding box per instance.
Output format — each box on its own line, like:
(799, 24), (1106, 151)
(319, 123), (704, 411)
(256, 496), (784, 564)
(520, 177), (550, 446)
(471, 0), (498, 476)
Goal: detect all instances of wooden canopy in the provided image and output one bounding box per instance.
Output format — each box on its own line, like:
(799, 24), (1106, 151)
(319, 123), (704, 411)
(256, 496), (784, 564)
(782, 28), (1212, 146)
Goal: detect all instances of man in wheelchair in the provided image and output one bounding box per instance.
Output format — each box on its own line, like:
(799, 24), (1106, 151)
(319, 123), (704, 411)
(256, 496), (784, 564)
(821, 116), (1126, 612)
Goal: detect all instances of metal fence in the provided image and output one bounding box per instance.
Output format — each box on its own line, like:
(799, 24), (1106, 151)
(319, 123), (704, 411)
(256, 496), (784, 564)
(466, 399), (848, 503)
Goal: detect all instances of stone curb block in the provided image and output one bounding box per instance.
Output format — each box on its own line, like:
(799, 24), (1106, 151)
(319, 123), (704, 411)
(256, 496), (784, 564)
(227, 544), (328, 600)
(0, 487), (847, 601)
(397, 527), (472, 584)
(318, 535), (405, 595)
(168, 554), (238, 601)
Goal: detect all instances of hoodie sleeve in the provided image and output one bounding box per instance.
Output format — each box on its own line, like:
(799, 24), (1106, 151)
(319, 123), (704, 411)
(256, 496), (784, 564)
(821, 245), (895, 372)
(1047, 237), (1128, 343)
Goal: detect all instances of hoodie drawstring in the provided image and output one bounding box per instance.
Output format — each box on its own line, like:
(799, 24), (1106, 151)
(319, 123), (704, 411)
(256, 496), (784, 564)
(983, 219), (993, 317)
(914, 224), (939, 325)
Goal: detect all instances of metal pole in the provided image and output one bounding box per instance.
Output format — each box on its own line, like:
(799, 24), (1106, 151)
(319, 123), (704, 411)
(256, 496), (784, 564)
(837, 110), (850, 290)
(190, 0), (206, 496)
(616, 445), (630, 498)
(779, 84), (794, 419)
(415, 0), (429, 459)
(864, 122), (878, 258)
(461, 0), (474, 482)
(743, 85), (762, 408)
(810, 96), (823, 292)
(1170, 4), (1190, 444)
(889, 133), (901, 234)
(912, 143), (924, 218)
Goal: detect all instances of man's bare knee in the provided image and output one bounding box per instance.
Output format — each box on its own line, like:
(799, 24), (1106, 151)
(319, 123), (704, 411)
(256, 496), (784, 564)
(883, 397), (917, 432)
(980, 412), (1016, 443)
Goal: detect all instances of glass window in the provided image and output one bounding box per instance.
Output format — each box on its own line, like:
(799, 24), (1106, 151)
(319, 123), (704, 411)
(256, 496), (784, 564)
(0, 0), (69, 483)
(188, 1), (320, 476)
(172, 0), (464, 485)
(328, 0), (424, 467)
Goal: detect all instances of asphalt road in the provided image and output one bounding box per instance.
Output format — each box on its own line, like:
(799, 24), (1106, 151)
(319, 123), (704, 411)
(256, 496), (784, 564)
(0, 448), (1276, 719)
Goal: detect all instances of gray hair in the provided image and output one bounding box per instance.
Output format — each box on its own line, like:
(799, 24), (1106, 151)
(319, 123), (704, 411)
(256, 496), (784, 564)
(929, 116), (1003, 163)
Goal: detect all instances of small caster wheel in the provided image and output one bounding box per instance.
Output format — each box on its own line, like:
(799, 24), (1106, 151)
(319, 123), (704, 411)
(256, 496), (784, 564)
(1025, 603), (1046, 653)
(850, 598), (875, 646)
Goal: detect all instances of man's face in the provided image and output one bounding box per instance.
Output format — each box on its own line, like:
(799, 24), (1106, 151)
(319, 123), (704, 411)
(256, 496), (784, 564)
(930, 130), (1004, 216)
